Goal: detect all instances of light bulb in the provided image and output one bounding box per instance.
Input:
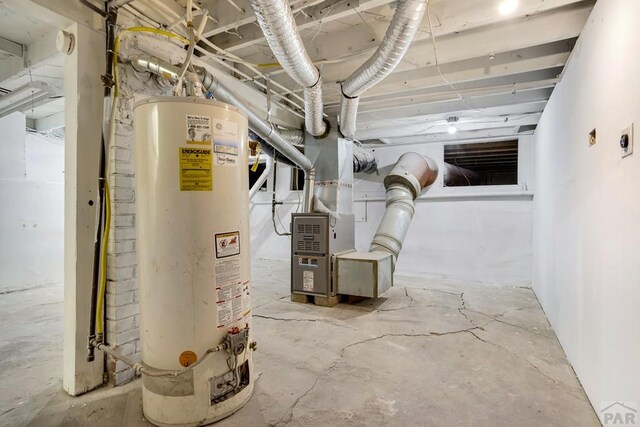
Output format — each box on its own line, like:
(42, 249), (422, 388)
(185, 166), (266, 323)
(498, 0), (518, 16)
(447, 125), (457, 135)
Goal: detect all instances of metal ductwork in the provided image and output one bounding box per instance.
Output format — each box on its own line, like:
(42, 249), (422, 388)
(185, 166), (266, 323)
(353, 145), (378, 174)
(130, 54), (316, 211)
(339, 0), (427, 138)
(248, 0), (327, 137)
(279, 128), (305, 146)
(369, 152), (438, 267)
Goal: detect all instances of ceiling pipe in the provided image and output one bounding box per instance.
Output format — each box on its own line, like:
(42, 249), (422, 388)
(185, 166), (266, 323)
(247, 0), (327, 137)
(339, 0), (427, 139)
(369, 153), (438, 270)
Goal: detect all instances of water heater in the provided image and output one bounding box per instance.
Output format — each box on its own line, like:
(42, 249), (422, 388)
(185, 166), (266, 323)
(133, 97), (254, 426)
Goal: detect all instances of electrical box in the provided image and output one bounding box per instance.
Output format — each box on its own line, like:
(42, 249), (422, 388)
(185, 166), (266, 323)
(291, 213), (331, 296)
(335, 251), (394, 298)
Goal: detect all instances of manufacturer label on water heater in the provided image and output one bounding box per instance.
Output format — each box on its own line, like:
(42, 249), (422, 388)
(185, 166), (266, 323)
(178, 147), (212, 191)
(212, 118), (239, 167)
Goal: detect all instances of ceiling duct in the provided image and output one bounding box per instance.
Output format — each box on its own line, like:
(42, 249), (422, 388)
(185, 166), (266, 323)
(339, 0), (427, 139)
(247, 0), (327, 137)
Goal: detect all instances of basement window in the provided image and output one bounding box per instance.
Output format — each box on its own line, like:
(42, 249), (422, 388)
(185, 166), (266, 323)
(248, 162), (267, 190)
(290, 166), (305, 191)
(443, 140), (518, 187)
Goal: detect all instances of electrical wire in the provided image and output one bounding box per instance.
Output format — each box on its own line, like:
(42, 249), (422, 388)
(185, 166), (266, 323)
(425, 3), (483, 114)
(95, 25), (189, 337)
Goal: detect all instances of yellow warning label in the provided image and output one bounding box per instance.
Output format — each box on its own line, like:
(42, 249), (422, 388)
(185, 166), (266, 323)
(179, 147), (212, 191)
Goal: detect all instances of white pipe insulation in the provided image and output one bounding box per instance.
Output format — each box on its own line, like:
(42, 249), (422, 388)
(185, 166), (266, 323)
(249, 156), (273, 200)
(247, 0), (327, 137)
(369, 152), (438, 268)
(339, 0), (427, 139)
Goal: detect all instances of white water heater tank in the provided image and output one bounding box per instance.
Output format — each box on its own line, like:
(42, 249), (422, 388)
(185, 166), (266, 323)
(133, 97), (254, 426)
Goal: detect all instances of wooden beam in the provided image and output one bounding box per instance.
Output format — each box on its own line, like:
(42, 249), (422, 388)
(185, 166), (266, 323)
(208, 0), (395, 52)
(356, 99), (548, 138)
(0, 36), (24, 58)
(357, 87), (553, 124)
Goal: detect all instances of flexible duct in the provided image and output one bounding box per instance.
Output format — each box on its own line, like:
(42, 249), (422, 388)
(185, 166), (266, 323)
(353, 145), (378, 174)
(279, 128), (305, 146)
(339, 0), (427, 138)
(369, 153), (438, 268)
(247, 0), (327, 136)
(130, 54), (316, 211)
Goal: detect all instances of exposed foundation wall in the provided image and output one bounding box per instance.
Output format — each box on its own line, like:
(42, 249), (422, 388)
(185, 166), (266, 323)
(0, 112), (64, 293)
(252, 137), (534, 285)
(532, 0), (640, 415)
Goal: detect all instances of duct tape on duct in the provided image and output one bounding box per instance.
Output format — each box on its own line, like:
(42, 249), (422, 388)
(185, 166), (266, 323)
(143, 370), (195, 397)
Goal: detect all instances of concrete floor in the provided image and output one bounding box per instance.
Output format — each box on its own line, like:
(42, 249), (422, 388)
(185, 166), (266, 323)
(0, 259), (599, 426)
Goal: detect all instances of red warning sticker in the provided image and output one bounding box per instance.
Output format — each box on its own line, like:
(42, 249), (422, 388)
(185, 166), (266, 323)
(215, 231), (240, 259)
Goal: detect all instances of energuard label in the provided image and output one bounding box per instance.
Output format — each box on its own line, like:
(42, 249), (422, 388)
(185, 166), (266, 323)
(178, 147), (212, 191)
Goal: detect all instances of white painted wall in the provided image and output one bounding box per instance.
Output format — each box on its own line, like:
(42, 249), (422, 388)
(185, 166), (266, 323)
(252, 137), (534, 285)
(532, 0), (640, 416)
(0, 112), (64, 292)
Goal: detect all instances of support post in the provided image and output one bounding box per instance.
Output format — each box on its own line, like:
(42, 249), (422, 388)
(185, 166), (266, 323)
(62, 23), (106, 396)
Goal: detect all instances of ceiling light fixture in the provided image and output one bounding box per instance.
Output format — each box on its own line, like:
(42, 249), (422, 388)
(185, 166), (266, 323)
(498, 0), (518, 16)
(447, 117), (459, 134)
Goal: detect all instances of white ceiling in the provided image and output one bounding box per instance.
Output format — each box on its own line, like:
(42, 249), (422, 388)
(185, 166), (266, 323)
(0, 0), (65, 128)
(126, 0), (594, 145)
(0, 0), (595, 142)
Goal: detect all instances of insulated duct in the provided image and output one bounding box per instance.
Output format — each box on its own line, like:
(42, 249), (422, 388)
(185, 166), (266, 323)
(130, 54), (316, 211)
(247, 0), (327, 137)
(353, 145), (378, 174)
(339, 0), (427, 138)
(279, 128), (305, 146)
(369, 153), (438, 267)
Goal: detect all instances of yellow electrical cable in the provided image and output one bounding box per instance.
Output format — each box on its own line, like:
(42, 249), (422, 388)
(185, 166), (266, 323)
(95, 26), (187, 337)
(95, 181), (111, 337)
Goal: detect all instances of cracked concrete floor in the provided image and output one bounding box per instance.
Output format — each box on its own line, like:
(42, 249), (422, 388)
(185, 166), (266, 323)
(2, 259), (599, 426)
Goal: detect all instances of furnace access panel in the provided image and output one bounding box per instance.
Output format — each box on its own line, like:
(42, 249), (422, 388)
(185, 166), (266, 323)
(291, 213), (330, 296)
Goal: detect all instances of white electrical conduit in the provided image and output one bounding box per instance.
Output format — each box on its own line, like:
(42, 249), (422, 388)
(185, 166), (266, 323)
(339, 0), (427, 139)
(248, 0), (327, 137)
(369, 152), (438, 269)
(249, 156), (273, 200)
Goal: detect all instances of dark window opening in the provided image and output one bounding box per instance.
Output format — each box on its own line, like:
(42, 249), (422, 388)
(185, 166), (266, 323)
(444, 140), (518, 187)
(249, 162), (268, 190)
(290, 166), (305, 191)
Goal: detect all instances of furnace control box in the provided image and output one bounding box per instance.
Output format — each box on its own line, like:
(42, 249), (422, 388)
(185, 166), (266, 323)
(291, 213), (331, 296)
